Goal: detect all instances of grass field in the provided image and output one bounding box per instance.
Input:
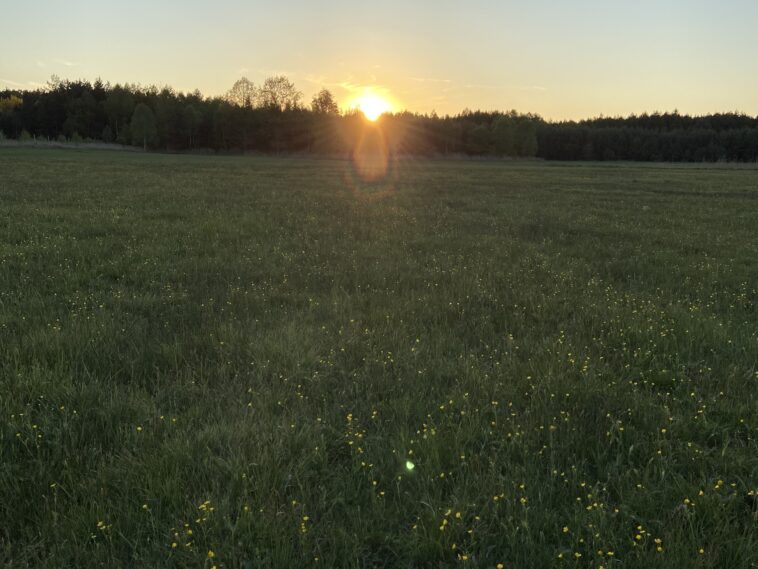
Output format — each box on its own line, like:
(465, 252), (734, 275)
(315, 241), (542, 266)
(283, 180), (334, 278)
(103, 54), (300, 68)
(1, 149), (756, 568)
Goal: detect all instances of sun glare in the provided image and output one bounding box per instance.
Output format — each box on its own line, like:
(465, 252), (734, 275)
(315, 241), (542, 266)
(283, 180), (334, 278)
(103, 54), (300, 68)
(355, 94), (391, 121)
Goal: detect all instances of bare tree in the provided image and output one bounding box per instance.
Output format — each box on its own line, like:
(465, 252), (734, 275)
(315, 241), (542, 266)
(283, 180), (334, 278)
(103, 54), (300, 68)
(225, 77), (257, 108)
(259, 76), (302, 111)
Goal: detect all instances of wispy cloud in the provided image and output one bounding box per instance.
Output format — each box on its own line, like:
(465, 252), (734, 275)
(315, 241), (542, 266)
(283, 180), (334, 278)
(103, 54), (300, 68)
(54, 59), (81, 67)
(36, 60), (46, 68)
(303, 75), (362, 93)
(0, 78), (46, 89)
(303, 74), (327, 85)
(337, 80), (362, 93)
(302, 75), (353, 97)
(464, 82), (502, 90)
(410, 76), (453, 84)
(0, 78), (25, 87)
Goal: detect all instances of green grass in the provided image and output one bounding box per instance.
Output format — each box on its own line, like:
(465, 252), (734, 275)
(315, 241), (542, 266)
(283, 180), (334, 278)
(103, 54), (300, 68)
(1, 149), (756, 568)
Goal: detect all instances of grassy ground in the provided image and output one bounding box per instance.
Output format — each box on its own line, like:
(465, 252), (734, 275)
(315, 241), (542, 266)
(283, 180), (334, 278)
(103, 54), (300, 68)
(1, 149), (756, 568)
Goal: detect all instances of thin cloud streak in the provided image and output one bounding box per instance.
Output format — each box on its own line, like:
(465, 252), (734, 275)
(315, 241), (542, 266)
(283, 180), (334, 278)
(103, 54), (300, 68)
(1, 78), (25, 87)
(409, 76), (453, 84)
(1, 78), (46, 89)
(54, 59), (82, 67)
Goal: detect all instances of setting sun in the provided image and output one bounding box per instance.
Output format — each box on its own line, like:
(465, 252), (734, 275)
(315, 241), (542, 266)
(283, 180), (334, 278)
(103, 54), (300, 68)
(354, 94), (391, 121)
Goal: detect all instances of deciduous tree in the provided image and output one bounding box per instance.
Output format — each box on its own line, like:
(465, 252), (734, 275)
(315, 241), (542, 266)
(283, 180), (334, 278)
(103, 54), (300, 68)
(259, 76), (302, 111)
(311, 89), (339, 115)
(130, 103), (157, 150)
(225, 77), (257, 108)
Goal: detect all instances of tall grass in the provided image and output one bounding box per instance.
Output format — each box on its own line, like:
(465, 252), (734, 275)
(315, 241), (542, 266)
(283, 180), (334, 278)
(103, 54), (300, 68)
(1, 150), (756, 568)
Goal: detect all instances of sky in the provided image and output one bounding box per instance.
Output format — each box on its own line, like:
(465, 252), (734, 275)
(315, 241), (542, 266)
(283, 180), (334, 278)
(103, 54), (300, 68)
(2, 0), (757, 120)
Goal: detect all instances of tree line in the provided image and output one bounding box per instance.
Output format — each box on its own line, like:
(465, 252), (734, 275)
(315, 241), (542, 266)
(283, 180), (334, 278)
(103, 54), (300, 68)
(2, 76), (758, 162)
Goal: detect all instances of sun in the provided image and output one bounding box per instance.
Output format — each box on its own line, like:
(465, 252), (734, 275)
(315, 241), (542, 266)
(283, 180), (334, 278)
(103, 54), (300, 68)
(355, 94), (391, 121)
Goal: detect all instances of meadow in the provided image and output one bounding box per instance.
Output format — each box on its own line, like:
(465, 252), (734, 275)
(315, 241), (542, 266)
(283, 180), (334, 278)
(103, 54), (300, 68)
(1, 149), (756, 568)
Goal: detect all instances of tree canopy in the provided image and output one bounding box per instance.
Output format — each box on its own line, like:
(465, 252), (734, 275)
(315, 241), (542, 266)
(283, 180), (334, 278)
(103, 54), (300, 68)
(225, 77), (257, 108)
(2, 76), (758, 162)
(130, 103), (157, 150)
(311, 89), (340, 115)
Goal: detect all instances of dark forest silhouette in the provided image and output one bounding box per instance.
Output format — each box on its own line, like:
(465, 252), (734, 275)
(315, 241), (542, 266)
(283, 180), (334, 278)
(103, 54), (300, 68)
(2, 76), (758, 162)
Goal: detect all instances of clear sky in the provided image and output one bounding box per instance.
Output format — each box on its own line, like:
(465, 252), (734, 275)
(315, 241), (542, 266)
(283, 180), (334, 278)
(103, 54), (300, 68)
(2, 0), (757, 120)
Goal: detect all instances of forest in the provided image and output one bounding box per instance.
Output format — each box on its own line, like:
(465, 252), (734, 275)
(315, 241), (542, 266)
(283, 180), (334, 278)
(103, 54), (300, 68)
(2, 76), (758, 162)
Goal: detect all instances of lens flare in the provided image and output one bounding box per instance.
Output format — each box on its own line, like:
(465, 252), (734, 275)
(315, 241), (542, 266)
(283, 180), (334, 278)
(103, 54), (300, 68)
(341, 114), (398, 202)
(351, 121), (390, 182)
